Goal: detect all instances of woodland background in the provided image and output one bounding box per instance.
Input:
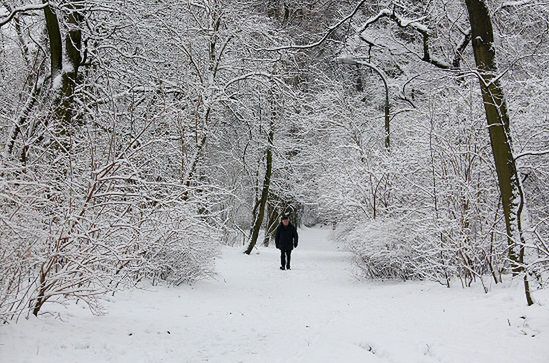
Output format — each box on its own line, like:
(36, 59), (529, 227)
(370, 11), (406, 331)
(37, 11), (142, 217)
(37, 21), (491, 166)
(0, 0), (548, 321)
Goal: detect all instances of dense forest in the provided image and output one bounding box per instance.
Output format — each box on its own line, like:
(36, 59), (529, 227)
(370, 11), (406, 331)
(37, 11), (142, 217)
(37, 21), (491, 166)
(1, 0), (548, 321)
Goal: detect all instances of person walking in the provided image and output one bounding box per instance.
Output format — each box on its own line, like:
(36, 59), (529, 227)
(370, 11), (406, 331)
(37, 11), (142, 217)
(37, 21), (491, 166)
(275, 215), (298, 270)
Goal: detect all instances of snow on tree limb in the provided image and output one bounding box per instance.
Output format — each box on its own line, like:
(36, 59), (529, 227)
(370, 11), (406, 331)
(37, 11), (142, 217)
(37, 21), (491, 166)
(0, 3), (49, 28)
(261, 0), (368, 51)
(359, 8), (452, 70)
(515, 150), (549, 161)
(500, 0), (535, 8)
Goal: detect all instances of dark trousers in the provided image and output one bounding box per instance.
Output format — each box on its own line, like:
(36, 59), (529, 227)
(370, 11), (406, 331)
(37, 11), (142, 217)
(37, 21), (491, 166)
(280, 250), (292, 268)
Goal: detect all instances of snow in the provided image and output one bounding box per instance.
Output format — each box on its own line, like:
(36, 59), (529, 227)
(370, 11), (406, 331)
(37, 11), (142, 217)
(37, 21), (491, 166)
(0, 4), (49, 28)
(501, 0), (533, 8)
(360, 9), (429, 34)
(1, 227), (548, 362)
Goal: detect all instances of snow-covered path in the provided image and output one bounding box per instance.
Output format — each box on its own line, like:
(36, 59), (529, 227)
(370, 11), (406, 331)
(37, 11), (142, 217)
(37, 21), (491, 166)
(1, 227), (548, 362)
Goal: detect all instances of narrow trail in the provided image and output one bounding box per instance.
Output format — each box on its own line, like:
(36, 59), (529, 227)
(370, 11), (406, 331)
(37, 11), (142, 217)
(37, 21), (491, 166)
(1, 227), (547, 363)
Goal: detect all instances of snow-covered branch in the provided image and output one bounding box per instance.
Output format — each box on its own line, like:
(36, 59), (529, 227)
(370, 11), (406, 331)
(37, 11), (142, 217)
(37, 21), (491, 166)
(262, 0), (368, 51)
(499, 0), (536, 9)
(359, 8), (452, 69)
(514, 149), (549, 161)
(0, 3), (49, 28)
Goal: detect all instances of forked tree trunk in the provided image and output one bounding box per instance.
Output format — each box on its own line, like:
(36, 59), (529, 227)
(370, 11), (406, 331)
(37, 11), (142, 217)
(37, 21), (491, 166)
(464, 0), (533, 305)
(245, 113), (274, 254)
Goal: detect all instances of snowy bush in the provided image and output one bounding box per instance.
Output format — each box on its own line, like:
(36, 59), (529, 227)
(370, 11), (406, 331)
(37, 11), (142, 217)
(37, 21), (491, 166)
(341, 213), (510, 290)
(341, 217), (456, 283)
(139, 206), (220, 285)
(0, 150), (221, 322)
(342, 218), (417, 280)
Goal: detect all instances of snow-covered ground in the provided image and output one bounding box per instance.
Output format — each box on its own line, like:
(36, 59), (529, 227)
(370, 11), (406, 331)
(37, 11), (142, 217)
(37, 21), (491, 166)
(1, 226), (548, 363)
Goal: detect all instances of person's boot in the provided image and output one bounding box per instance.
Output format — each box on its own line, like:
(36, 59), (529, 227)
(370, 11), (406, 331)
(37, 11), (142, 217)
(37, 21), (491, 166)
(286, 266), (291, 270)
(280, 266), (285, 270)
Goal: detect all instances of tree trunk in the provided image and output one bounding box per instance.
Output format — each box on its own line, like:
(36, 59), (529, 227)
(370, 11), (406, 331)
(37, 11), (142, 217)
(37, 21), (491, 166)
(44, 1), (83, 128)
(263, 204), (279, 246)
(245, 119), (274, 255)
(464, 0), (533, 305)
(43, 1), (62, 81)
(59, 2), (83, 125)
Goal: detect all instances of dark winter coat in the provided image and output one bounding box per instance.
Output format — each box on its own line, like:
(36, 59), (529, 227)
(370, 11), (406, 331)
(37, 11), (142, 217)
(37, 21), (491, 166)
(275, 223), (298, 251)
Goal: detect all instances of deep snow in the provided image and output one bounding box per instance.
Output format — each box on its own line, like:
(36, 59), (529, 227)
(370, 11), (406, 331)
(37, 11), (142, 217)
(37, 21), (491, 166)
(1, 226), (548, 362)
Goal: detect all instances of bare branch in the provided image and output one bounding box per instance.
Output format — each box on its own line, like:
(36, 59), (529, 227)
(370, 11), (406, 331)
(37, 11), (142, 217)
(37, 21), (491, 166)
(360, 8), (453, 69)
(0, 2), (49, 28)
(452, 30), (472, 68)
(262, 0), (368, 51)
(514, 149), (549, 161)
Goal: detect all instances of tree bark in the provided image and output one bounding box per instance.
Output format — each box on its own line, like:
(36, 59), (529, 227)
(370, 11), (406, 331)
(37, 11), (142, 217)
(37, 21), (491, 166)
(43, 1), (83, 128)
(464, 0), (533, 305)
(59, 2), (83, 125)
(43, 1), (62, 81)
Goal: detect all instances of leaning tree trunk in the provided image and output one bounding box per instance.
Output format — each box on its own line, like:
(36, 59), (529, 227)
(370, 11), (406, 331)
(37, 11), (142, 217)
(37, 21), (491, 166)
(245, 116), (274, 255)
(464, 0), (533, 305)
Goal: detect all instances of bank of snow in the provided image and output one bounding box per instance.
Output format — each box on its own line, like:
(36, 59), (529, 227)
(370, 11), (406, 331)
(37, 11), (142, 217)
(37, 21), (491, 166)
(1, 226), (548, 362)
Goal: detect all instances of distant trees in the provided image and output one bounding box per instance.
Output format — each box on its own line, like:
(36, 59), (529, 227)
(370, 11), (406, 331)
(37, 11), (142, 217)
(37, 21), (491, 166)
(1, 0), (547, 319)
(341, 0), (539, 304)
(279, 0), (548, 303)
